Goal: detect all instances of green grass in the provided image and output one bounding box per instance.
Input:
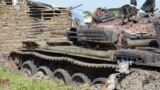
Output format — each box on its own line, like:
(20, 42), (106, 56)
(0, 69), (89, 90)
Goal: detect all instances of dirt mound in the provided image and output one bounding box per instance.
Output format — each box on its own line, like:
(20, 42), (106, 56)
(116, 69), (160, 90)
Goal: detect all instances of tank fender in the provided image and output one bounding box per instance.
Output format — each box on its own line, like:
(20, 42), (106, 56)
(114, 49), (156, 64)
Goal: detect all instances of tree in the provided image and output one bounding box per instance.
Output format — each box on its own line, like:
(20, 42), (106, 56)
(83, 11), (92, 16)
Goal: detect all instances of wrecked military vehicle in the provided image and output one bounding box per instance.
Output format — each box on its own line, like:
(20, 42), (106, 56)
(68, 0), (159, 49)
(8, 0), (160, 89)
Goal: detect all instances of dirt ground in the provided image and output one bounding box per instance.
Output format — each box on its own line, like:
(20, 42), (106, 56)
(116, 69), (160, 90)
(0, 55), (8, 69)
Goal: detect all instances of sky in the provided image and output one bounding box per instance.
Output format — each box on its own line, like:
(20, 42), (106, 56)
(34, 0), (160, 12)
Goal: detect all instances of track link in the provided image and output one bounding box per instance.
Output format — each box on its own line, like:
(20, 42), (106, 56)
(12, 50), (116, 70)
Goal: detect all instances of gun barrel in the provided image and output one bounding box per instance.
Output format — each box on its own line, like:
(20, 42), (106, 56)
(71, 4), (83, 10)
(125, 38), (156, 48)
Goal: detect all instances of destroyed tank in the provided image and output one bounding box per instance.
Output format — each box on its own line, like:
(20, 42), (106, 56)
(114, 22), (160, 68)
(68, 5), (158, 50)
(9, 40), (117, 88)
(8, 1), (160, 89)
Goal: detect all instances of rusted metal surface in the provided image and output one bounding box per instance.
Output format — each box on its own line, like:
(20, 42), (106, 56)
(114, 23), (160, 67)
(92, 8), (118, 23)
(154, 23), (160, 47)
(78, 7), (160, 49)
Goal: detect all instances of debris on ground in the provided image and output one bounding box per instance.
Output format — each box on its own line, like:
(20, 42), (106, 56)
(116, 69), (160, 90)
(0, 78), (10, 87)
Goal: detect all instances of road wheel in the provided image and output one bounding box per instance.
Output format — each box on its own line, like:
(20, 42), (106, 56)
(91, 77), (107, 90)
(53, 69), (71, 85)
(21, 61), (36, 76)
(36, 66), (53, 80)
(14, 57), (22, 69)
(71, 73), (91, 86)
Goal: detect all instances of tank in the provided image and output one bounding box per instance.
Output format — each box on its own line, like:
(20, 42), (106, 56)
(68, 5), (159, 49)
(113, 0), (160, 69)
(114, 23), (160, 68)
(8, 1), (160, 89)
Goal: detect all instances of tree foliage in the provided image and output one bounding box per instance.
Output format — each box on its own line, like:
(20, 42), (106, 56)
(83, 11), (92, 16)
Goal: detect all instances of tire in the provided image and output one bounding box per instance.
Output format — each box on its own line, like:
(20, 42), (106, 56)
(21, 61), (36, 76)
(71, 73), (91, 86)
(37, 66), (53, 79)
(53, 69), (71, 85)
(91, 77), (107, 90)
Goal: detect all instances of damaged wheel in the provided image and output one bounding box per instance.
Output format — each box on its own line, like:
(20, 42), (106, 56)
(91, 77), (107, 90)
(14, 57), (22, 69)
(53, 69), (71, 85)
(71, 73), (91, 86)
(36, 66), (53, 80)
(21, 61), (36, 76)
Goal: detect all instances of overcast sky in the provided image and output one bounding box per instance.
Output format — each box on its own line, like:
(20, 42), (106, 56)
(34, 0), (160, 12)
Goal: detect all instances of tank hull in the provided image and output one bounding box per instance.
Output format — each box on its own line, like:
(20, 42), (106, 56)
(9, 46), (117, 87)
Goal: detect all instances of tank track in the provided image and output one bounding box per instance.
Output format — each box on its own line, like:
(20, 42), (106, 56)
(9, 50), (118, 86)
(12, 50), (117, 69)
(10, 50), (160, 89)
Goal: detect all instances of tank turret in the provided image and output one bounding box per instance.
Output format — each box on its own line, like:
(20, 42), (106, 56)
(67, 5), (159, 49)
